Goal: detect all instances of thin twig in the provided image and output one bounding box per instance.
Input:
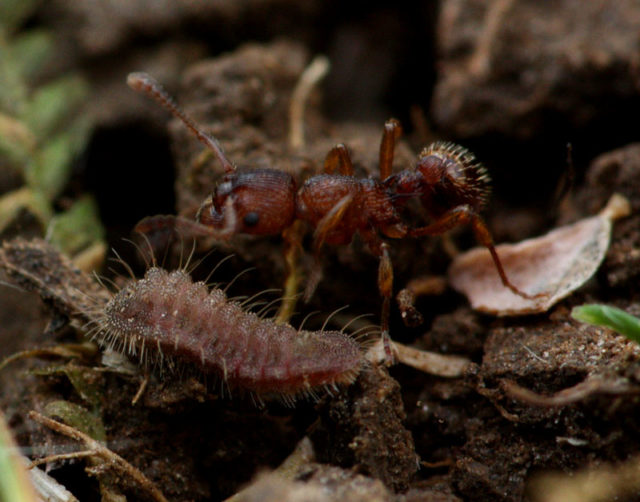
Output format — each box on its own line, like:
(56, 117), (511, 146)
(289, 55), (330, 149)
(29, 450), (96, 468)
(501, 375), (640, 407)
(467, 0), (516, 79)
(131, 375), (149, 406)
(0, 345), (94, 373)
(28, 411), (168, 502)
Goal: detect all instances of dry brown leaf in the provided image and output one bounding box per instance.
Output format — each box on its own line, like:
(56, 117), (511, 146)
(448, 193), (631, 316)
(366, 339), (471, 377)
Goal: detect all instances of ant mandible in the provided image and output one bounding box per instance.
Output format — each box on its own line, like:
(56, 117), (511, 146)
(128, 72), (540, 364)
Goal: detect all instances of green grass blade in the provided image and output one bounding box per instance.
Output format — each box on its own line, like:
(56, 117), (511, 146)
(0, 410), (38, 502)
(23, 75), (88, 140)
(571, 304), (640, 343)
(12, 30), (53, 81)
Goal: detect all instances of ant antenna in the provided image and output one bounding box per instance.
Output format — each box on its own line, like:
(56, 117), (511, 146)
(127, 72), (236, 174)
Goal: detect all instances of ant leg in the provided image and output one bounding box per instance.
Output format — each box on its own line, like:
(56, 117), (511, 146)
(275, 220), (305, 324)
(323, 144), (354, 175)
(379, 119), (402, 180)
(360, 231), (397, 366)
(397, 276), (448, 327)
(133, 215), (217, 266)
(134, 215), (218, 241)
(396, 288), (423, 327)
(409, 205), (544, 299)
(195, 196), (237, 239)
(408, 205), (473, 238)
(311, 194), (354, 253)
(135, 197), (238, 252)
(378, 242), (396, 365)
(304, 194), (354, 301)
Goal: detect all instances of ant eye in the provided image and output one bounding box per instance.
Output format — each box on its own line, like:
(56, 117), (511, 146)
(243, 212), (260, 227)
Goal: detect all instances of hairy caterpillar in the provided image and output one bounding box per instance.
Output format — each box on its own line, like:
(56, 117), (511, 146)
(0, 238), (364, 404)
(94, 267), (363, 402)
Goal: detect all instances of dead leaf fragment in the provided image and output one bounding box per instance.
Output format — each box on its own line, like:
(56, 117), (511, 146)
(448, 193), (630, 316)
(366, 338), (471, 377)
(530, 453), (640, 502)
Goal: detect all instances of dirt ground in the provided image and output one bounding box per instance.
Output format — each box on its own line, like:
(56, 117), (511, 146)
(2, 2), (640, 501)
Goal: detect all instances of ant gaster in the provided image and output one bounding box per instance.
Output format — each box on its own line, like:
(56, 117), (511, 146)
(128, 72), (541, 365)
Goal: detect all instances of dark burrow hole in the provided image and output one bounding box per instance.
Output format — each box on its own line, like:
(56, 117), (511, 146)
(83, 122), (176, 267)
(47, 464), (99, 501)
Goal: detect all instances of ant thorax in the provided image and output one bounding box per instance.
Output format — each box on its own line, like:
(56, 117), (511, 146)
(296, 175), (359, 219)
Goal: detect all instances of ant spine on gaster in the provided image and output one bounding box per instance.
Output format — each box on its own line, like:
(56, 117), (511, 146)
(128, 72), (542, 364)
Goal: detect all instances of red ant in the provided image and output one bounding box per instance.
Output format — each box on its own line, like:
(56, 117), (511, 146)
(128, 72), (541, 364)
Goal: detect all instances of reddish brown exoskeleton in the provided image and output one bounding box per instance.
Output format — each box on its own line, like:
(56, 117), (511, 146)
(128, 73), (410, 362)
(384, 141), (541, 300)
(128, 72), (540, 364)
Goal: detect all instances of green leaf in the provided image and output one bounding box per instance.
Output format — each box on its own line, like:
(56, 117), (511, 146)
(12, 29), (53, 81)
(0, 187), (51, 233)
(26, 115), (91, 200)
(26, 134), (73, 200)
(33, 364), (104, 409)
(43, 401), (106, 443)
(23, 75), (88, 140)
(0, 0), (39, 32)
(0, 410), (38, 502)
(0, 31), (28, 114)
(571, 304), (640, 343)
(0, 112), (34, 164)
(49, 195), (105, 256)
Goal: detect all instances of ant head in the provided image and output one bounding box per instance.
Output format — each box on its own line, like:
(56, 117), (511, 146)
(197, 169), (296, 236)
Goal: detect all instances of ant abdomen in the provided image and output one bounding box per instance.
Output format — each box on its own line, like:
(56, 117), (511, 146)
(389, 141), (491, 218)
(197, 168), (297, 236)
(417, 141), (491, 215)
